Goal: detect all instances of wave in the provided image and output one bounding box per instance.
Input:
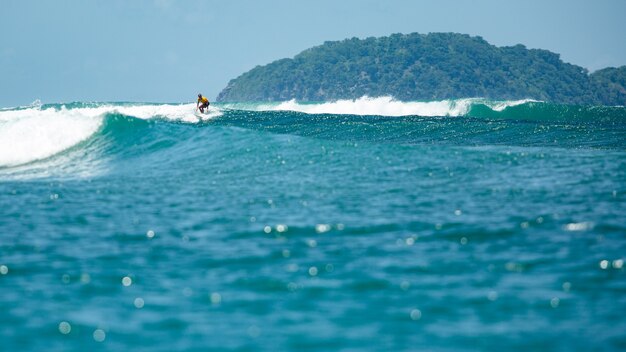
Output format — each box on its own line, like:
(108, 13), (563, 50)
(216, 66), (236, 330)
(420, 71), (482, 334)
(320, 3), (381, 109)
(0, 103), (223, 168)
(467, 100), (626, 123)
(1, 99), (624, 179)
(223, 96), (626, 123)
(0, 106), (103, 168)
(224, 96), (538, 117)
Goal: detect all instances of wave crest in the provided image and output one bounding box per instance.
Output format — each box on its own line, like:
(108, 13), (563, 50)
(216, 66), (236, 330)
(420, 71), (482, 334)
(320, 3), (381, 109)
(0, 107), (104, 167)
(227, 96), (540, 117)
(0, 103), (223, 168)
(223, 96), (625, 123)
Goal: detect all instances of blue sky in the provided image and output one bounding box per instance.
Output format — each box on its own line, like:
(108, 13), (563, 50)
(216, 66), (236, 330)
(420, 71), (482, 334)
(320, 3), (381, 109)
(1, 0), (625, 107)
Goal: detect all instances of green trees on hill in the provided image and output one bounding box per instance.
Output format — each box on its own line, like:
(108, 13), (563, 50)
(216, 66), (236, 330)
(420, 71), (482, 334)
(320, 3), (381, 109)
(216, 33), (625, 105)
(590, 66), (626, 106)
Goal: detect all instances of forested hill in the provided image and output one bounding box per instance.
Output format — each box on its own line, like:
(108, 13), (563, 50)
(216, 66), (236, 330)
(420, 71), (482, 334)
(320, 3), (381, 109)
(216, 33), (626, 105)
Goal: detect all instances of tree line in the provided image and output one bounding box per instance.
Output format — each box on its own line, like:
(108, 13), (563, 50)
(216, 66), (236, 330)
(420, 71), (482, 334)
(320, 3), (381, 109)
(217, 32), (625, 106)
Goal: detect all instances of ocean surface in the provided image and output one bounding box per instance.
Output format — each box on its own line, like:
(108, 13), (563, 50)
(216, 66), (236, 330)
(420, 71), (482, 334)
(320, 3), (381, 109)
(1, 97), (625, 351)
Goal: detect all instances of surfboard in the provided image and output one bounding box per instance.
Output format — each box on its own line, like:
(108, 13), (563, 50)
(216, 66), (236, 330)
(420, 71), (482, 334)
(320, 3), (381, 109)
(194, 110), (208, 120)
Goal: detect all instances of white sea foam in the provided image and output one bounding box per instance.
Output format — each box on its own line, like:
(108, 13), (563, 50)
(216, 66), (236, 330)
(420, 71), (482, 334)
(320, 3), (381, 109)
(113, 103), (223, 123)
(0, 107), (104, 167)
(237, 96), (541, 117)
(0, 103), (221, 168)
(489, 99), (540, 112)
(251, 96), (474, 117)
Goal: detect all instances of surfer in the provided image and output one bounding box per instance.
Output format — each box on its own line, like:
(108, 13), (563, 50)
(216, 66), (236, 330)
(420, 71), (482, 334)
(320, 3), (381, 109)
(197, 93), (210, 113)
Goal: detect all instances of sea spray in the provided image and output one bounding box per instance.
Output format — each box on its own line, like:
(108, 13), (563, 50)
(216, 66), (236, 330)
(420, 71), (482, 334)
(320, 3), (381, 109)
(0, 103), (223, 167)
(0, 106), (103, 167)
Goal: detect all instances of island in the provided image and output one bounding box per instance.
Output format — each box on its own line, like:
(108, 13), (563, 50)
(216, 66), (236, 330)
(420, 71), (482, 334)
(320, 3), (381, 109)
(216, 32), (626, 106)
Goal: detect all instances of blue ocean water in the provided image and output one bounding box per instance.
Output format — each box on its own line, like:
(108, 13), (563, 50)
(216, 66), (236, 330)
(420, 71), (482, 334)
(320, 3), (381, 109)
(1, 97), (625, 351)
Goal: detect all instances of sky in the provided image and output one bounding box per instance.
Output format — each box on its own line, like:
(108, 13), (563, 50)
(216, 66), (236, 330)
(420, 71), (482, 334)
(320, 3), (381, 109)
(1, 0), (625, 107)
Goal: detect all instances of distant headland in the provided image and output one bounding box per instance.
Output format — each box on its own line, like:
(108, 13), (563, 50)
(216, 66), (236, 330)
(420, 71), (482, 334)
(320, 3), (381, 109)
(216, 32), (625, 105)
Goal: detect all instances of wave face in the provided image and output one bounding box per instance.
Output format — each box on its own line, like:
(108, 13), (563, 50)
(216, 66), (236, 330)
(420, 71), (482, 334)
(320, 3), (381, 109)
(1, 98), (625, 351)
(1, 98), (623, 171)
(0, 98), (624, 179)
(219, 97), (626, 148)
(0, 106), (103, 167)
(0, 102), (222, 170)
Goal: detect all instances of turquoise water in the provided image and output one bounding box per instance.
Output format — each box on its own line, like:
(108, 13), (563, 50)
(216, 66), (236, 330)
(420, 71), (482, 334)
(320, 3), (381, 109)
(1, 99), (625, 351)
